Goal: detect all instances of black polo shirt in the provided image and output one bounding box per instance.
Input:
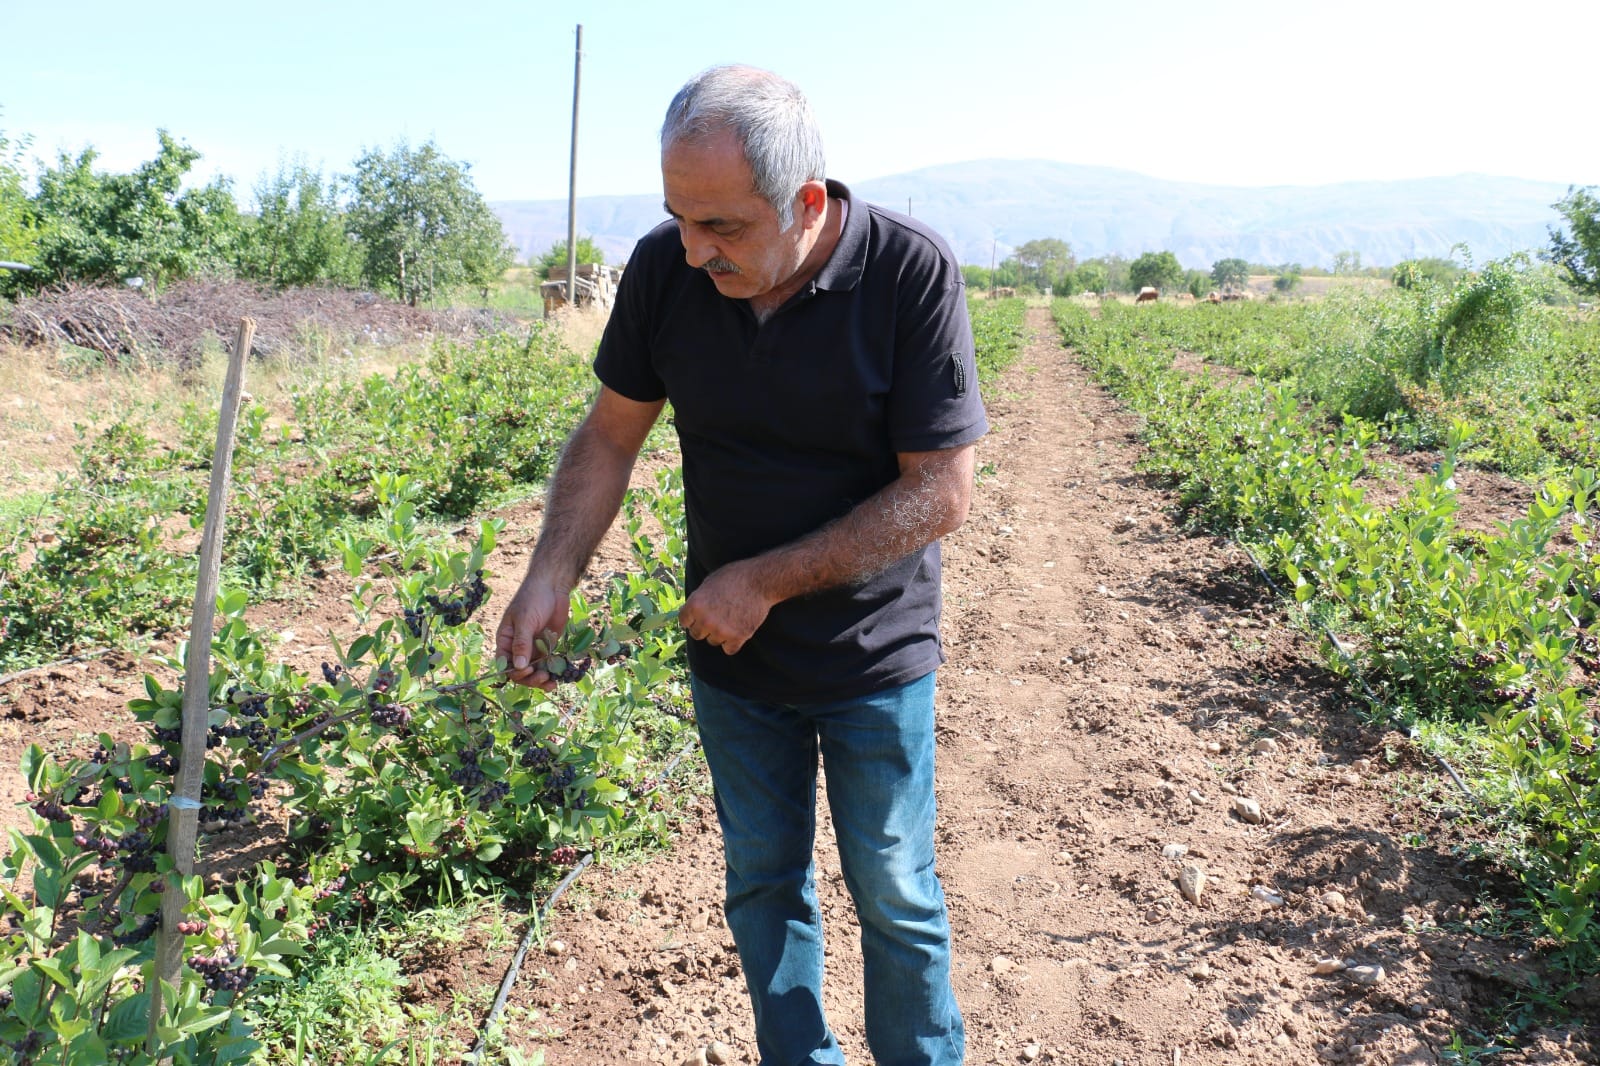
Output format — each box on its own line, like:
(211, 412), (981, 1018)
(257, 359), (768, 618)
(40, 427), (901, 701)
(594, 181), (988, 704)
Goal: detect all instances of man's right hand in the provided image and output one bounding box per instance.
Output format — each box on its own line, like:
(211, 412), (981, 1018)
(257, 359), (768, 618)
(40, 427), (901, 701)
(494, 577), (571, 690)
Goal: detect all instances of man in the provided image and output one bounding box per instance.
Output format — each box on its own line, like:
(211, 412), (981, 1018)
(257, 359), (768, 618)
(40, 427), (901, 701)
(496, 64), (984, 1066)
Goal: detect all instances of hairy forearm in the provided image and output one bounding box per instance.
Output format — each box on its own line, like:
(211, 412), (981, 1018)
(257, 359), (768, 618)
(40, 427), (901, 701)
(746, 446), (976, 603)
(526, 418), (639, 590)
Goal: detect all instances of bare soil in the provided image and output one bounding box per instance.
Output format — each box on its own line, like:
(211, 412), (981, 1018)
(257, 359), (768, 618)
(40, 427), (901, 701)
(4, 307), (1597, 1065)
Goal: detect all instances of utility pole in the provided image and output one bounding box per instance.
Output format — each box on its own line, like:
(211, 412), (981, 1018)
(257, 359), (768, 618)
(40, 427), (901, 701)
(565, 24), (583, 305)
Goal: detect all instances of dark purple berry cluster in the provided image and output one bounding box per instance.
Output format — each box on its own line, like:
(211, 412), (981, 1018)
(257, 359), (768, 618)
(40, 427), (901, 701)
(189, 950), (255, 993)
(406, 571), (489, 635)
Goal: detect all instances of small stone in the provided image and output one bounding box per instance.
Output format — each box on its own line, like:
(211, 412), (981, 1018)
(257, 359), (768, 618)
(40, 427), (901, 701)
(681, 1049), (709, 1066)
(690, 910), (710, 932)
(1250, 885), (1285, 907)
(1188, 790), (1207, 806)
(1203, 740), (1222, 754)
(1274, 1033), (1292, 1047)
(706, 1041), (733, 1065)
(1179, 864), (1207, 905)
(546, 939), (568, 955)
(1336, 772), (1362, 787)
(990, 955), (1015, 975)
(1253, 738), (1280, 755)
(1219, 781), (1239, 795)
(1352, 759), (1373, 773)
(1322, 890), (1347, 909)
(1023, 1043), (1041, 1061)
(1113, 516), (1138, 533)
(1161, 843), (1188, 860)
(1232, 797), (1264, 824)
(1314, 957), (1347, 975)
(1190, 960), (1213, 980)
(1346, 963), (1386, 986)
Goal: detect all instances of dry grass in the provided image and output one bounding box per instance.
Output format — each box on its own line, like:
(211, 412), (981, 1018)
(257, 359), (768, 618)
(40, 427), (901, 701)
(545, 302), (612, 360)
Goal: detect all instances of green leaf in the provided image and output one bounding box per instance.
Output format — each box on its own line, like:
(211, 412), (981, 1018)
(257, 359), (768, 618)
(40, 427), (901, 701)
(31, 956), (71, 989)
(102, 991), (152, 1044)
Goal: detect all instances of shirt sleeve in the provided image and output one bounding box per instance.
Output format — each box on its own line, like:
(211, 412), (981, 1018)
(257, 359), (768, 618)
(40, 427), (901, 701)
(886, 235), (989, 453)
(593, 237), (668, 403)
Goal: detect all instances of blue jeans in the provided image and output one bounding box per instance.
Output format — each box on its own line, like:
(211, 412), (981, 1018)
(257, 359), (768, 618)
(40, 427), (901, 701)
(691, 671), (964, 1066)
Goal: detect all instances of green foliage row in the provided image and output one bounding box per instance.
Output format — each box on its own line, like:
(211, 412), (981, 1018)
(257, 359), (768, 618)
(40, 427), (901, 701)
(0, 325), (594, 672)
(1055, 297), (1600, 971)
(967, 294), (1027, 384)
(2, 470), (694, 1063)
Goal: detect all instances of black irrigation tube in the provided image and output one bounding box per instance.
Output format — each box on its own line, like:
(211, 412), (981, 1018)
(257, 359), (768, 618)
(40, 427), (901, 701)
(464, 735), (704, 1062)
(1228, 533), (1481, 808)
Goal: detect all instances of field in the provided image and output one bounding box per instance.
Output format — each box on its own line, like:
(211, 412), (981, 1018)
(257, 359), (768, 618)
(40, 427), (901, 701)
(1, 283), (1598, 1064)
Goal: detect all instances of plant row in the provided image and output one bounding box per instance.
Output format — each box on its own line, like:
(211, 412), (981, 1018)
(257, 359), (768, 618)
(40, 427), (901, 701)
(0, 323), (596, 673)
(1054, 296), (1600, 971)
(2, 467), (695, 1064)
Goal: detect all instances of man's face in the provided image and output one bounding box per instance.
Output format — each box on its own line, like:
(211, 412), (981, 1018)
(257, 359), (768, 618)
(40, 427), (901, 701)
(662, 128), (807, 302)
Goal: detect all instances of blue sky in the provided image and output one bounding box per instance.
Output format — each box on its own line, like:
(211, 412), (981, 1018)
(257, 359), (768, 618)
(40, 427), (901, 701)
(4, 0), (1597, 206)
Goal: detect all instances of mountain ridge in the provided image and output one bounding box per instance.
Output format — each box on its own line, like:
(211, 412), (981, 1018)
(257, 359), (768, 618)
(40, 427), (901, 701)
(492, 159), (1575, 272)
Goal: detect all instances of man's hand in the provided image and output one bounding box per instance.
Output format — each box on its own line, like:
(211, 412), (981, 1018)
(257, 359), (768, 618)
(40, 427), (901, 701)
(677, 559), (773, 656)
(494, 577), (571, 689)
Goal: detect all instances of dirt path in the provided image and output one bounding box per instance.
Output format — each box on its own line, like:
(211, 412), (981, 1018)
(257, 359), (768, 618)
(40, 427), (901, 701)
(4, 309), (1594, 1064)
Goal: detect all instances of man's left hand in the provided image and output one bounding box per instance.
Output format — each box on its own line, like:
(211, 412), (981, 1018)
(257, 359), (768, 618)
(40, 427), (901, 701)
(678, 559), (772, 655)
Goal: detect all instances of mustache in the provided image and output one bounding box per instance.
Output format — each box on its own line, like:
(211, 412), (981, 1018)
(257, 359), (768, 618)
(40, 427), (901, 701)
(702, 258), (740, 274)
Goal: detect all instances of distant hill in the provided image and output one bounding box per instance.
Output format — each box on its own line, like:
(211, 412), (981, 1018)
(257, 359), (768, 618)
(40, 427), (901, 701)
(492, 160), (1575, 272)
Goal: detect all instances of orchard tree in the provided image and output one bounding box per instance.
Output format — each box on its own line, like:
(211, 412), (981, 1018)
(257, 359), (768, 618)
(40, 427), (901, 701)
(1210, 257), (1249, 290)
(240, 161), (359, 288)
(29, 131), (242, 290)
(346, 140), (512, 306)
(1546, 185), (1600, 296)
(1128, 250), (1183, 293)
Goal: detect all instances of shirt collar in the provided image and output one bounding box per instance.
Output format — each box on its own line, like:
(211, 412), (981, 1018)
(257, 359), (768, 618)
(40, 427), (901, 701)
(812, 180), (866, 293)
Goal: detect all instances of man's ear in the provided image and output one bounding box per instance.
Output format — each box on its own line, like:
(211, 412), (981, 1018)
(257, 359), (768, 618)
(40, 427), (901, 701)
(798, 180), (829, 228)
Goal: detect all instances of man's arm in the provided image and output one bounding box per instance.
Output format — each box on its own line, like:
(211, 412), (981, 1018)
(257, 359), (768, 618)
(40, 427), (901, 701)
(496, 386), (665, 686)
(677, 443), (977, 654)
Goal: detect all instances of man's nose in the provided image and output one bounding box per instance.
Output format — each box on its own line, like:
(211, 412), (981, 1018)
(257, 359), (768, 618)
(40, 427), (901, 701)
(676, 221), (718, 269)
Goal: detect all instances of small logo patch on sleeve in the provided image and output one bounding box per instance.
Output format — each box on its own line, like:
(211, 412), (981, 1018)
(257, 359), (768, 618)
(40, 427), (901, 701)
(950, 353), (967, 397)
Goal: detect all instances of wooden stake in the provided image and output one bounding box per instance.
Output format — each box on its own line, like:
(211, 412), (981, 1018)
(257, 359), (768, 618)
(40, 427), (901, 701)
(147, 318), (254, 1053)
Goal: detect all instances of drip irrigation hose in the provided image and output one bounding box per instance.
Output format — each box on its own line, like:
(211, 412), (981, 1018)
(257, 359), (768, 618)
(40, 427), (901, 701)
(1227, 534), (1480, 809)
(464, 735), (704, 1062)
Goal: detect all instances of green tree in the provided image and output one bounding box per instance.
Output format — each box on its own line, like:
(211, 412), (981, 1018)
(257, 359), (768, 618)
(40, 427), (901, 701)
(1210, 257), (1249, 290)
(346, 140), (512, 306)
(1128, 250), (1184, 293)
(0, 118), (40, 296)
(536, 236), (606, 279)
(1007, 237), (1075, 291)
(1074, 261), (1108, 295)
(1184, 269), (1210, 298)
(1546, 185), (1600, 296)
(29, 130), (242, 290)
(1332, 249), (1363, 275)
(1391, 256), (1464, 291)
(1273, 264), (1303, 293)
(239, 161), (359, 288)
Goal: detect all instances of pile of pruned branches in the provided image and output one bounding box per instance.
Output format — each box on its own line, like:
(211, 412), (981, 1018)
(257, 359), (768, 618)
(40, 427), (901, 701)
(0, 279), (515, 365)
